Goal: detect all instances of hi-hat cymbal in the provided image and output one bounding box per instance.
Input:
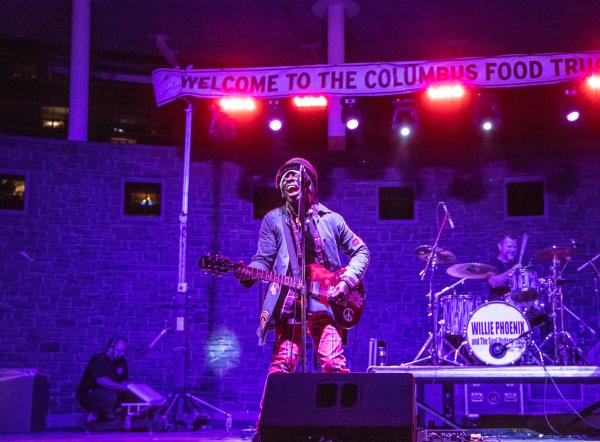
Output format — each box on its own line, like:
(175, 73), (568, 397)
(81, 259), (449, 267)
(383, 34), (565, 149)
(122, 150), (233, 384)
(447, 262), (497, 279)
(534, 245), (576, 261)
(415, 245), (457, 265)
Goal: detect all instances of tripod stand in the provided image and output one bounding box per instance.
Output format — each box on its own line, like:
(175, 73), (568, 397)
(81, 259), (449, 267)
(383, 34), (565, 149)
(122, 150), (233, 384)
(406, 203), (458, 366)
(154, 101), (231, 431)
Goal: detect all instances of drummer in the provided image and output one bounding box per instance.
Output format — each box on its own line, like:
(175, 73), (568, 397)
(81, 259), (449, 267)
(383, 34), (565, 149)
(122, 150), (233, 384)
(487, 231), (518, 301)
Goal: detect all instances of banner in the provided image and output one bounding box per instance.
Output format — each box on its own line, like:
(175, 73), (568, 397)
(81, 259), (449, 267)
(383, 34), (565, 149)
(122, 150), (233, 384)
(152, 51), (600, 106)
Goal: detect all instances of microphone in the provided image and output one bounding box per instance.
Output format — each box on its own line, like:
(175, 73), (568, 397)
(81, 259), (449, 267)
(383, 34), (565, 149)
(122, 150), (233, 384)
(142, 323), (172, 356)
(489, 342), (508, 359)
(441, 202), (455, 229)
(299, 164), (311, 189)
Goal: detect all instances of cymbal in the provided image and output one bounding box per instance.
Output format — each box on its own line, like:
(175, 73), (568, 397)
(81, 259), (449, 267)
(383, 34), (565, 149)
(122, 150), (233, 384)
(534, 245), (576, 261)
(447, 262), (498, 280)
(415, 245), (457, 265)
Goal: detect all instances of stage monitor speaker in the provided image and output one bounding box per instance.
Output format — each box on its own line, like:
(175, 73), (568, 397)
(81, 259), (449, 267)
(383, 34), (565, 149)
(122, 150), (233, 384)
(0, 369), (49, 433)
(259, 372), (416, 442)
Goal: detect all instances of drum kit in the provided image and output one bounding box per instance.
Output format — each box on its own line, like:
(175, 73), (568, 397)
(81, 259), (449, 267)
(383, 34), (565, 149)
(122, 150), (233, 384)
(409, 241), (592, 367)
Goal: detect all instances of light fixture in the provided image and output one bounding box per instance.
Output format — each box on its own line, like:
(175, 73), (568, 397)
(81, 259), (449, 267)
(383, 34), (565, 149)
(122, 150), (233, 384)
(586, 75), (600, 90)
(218, 97), (257, 112)
(266, 99), (284, 132)
(562, 88), (581, 123)
(426, 83), (466, 101)
(391, 98), (419, 137)
(341, 97), (361, 130)
(292, 96), (328, 108)
(473, 94), (501, 133)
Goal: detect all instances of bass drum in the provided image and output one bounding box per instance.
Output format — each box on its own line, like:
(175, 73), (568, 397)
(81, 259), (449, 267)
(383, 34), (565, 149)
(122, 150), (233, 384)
(466, 301), (530, 366)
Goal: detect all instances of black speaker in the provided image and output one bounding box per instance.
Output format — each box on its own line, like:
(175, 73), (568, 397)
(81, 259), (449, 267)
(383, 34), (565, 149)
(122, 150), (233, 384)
(0, 369), (49, 433)
(259, 373), (416, 442)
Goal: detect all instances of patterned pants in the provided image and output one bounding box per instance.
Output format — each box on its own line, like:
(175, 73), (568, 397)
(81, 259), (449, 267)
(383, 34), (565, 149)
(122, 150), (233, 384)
(268, 313), (349, 374)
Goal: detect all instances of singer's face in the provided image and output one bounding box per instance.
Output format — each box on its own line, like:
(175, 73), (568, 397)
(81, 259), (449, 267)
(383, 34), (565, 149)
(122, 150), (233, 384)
(281, 170), (301, 202)
(498, 237), (518, 262)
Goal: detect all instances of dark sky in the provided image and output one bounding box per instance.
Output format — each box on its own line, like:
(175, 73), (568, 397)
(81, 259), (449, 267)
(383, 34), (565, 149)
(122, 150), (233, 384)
(2, 0), (600, 68)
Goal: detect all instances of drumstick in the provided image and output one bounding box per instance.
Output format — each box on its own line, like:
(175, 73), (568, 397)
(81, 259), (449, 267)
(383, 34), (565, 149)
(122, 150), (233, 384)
(518, 233), (529, 267)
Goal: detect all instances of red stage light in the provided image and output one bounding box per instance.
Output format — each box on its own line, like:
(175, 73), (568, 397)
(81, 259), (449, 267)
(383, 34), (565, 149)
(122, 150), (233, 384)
(426, 84), (466, 100)
(218, 97), (257, 112)
(292, 96), (328, 108)
(586, 75), (600, 90)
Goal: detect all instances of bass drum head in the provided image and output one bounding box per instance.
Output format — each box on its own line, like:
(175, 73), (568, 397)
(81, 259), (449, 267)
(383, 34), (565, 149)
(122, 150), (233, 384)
(466, 301), (530, 366)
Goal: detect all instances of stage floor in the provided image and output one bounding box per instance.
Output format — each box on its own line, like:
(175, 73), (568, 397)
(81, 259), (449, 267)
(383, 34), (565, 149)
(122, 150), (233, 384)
(1, 429), (600, 442)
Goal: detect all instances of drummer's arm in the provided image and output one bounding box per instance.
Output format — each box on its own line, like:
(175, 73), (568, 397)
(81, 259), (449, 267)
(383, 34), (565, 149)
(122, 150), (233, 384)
(488, 265), (517, 288)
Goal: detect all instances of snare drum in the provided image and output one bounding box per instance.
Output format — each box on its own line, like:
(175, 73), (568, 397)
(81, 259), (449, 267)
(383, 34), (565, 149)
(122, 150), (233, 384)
(509, 267), (539, 303)
(439, 293), (482, 336)
(466, 301), (530, 366)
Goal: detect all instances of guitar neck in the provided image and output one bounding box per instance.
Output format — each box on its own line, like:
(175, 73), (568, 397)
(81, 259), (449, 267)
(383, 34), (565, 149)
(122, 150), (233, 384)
(240, 265), (303, 290)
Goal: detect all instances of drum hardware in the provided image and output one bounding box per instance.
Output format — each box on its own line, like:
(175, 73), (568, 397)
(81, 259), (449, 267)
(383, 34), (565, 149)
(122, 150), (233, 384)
(415, 244), (457, 265)
(408, 244), (459, 366)
(577, 251), (600, 355)
(446, 262), (497, 280)
(508, 267), (539, 303)
(533, 244), (576, 262)
(409, 264), (497, 366)
(464, 301), (532, 366)
(535, 245), (586, 365)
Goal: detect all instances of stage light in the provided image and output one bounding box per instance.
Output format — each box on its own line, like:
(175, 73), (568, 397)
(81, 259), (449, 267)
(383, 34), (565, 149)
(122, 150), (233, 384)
(268, 119), (282, 131)
(293, 96), (328, 108)
(218, 97), (256, 112)
(341, 97), (361, 130)
(566, 110), (580, 122)
(586, 75), (600, 90)
(266, 99), (284, 132)
(391, 98), (419, 137)
(426, 83), (466, 100)
(346, 118), (359, 130)
(209, 109), (237, 142)
(562, 88), (581, 123)
(473, 94), (501, 133)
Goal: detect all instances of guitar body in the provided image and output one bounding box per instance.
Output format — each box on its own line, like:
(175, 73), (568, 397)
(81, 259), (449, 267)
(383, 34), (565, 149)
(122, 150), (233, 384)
(198, 255), (366, 329)
(308, 264), (365, 329)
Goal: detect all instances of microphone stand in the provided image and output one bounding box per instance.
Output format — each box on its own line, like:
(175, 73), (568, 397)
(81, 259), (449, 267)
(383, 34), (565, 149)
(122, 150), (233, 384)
(297, 165), (308, 373)
(413, 203), (452, 366)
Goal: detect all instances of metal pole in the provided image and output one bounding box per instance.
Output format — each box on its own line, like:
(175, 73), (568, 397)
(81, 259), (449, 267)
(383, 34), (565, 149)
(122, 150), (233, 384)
(174, 101), (193, 392)
(68, 0), (90, 141)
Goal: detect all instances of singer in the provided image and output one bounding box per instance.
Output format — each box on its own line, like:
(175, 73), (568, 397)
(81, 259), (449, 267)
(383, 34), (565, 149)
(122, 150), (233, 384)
(233, 157), (370, 432)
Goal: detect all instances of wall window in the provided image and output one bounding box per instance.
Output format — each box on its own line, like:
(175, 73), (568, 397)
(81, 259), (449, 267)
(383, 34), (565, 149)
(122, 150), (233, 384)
(253, 187), (281, 220)
(0, 174), (26, 211)
(41, 106), (68, 129)
(123, 181), (162, 216)
(379, 186), (415, 220)
(506, 180), (545, 217)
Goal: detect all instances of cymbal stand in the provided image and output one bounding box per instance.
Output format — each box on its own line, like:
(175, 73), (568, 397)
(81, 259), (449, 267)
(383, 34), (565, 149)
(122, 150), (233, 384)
(539, 255), (579, 365)
(406, 206), (454, 366)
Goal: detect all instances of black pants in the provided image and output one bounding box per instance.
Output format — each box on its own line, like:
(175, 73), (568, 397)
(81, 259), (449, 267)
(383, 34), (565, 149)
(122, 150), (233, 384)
(77, 387), (118, 417)
(77, 387), (140, 418)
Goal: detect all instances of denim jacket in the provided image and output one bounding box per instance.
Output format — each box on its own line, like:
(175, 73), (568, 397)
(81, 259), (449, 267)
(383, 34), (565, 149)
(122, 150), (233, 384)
(250, 202), (370, 345)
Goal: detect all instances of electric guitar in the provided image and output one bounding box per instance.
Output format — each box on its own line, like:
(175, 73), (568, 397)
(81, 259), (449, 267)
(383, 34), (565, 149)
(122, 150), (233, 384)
(198, 255), (365, 329)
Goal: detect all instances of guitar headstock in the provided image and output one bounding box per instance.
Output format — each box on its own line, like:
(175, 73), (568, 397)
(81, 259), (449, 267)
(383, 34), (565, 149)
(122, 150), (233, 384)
(198, 254), (234, 276)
